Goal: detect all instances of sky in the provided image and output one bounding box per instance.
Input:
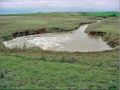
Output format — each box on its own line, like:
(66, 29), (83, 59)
(0, 0), (119, 14)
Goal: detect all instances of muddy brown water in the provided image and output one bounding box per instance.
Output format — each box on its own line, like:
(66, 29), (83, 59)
(3, 24), (112, 52)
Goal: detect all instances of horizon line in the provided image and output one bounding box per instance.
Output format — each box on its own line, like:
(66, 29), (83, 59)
(0, 11), (119, 15)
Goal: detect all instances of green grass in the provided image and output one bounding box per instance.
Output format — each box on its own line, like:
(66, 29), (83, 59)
(81, 12), (119, 17)
(0, 50), (119, 89)
(0, 12), (119, 89)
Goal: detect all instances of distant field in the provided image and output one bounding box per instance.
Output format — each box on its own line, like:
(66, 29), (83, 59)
(81, 12), (119, 17)
(0, 12), (119, 89)
(1, 12), (119, 17)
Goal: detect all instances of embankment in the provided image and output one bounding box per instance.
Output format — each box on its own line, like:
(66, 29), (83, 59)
(86, 17), (119, 48)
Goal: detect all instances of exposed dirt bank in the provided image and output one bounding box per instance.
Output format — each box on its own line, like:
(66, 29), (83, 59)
(87, 30), (119, 48)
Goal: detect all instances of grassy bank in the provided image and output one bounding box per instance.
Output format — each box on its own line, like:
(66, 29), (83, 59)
(86, 17), (119, 47)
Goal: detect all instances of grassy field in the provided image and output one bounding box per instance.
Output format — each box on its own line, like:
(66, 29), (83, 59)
(0, 12), (96, 41)
(0, 12), (119, 89)
(0, 49), (119, 89)
(81, 12), (119, 17)
(0, 12), (119, 41)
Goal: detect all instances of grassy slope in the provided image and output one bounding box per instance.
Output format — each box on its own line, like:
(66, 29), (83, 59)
(86, 17), (119, 47)
(0, 50), (119, 89)
(0, 12), (119, 89)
